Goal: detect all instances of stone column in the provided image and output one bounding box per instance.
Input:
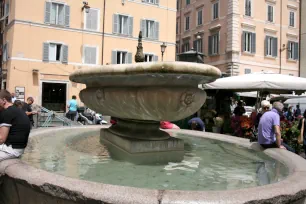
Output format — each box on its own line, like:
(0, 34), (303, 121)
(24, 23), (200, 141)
(226, 0), (240, 76)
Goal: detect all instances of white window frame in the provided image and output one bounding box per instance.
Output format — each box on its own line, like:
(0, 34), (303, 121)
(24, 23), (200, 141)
(144, 53), (154, 62)
(116, 50), (128, 64)
(146, 20), (155, 38)
(118, 14), (129, 35)
(183, 41), (190, 52)
(288, 41), (298, 60)
(211, 33), (219, 55)
(244, 0), (253, 17)
(266, 37), (273, 57)
(243, 32), (254, 53)
(144, 0), (158, 5)
(84, 8), (100, 31)
(212, 1), (219, 20)
(2, 42), (8, 63)
(289, 11), (295, 27)
(48, 42), (64, 62)
(82, 45), (99, 65)
(267, 4), (275, 23)
(197, 9), (203, 26)
(50, 2), (65, 25)
(195, 39), (203, 52)
(185, 16), (190, 31)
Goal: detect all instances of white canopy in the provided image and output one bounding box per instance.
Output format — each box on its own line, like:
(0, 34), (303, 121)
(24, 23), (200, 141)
(203, 72), (306, 93)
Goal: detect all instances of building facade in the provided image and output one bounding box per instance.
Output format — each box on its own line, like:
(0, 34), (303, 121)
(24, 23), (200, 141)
(176, 0), (300, 76)
(0, 0), (176, 111)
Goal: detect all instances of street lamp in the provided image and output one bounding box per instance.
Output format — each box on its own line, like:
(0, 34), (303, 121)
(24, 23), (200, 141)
(82, 1), (90, 13)
(160, 42), (167, 61)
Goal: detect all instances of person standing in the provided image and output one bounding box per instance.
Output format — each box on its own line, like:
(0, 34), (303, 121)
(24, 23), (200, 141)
(258, 102), (294, 152)
(298, 110), (306, 156)
(294, 104), (302, 119)
(233, 101), (246, 116)
(0, 90), (31, 161)
(67, 95), (78, 121)
(11, 93), (16, 103)
(23, 97), (37, 128)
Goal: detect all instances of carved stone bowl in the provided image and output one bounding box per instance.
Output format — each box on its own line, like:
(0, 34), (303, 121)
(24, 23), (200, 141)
(70, 62), (221, 122)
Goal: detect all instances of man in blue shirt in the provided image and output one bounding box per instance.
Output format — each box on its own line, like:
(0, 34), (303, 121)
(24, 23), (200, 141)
(67, 95), (78, 121)
(188, 117), (205, 131)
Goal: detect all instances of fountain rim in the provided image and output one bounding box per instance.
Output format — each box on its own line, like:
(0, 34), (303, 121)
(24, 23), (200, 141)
(69, 61), (222, 83)
(1, 126), (306, 204)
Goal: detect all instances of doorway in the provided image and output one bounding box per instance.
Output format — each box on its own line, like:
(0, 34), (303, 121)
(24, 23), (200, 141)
(42, 82), (67, 112)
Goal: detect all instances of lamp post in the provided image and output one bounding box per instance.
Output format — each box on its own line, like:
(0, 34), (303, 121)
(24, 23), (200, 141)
(82, 2), (90, 13)
(160, 42), (167, 61)
(196, 33), (201, 63)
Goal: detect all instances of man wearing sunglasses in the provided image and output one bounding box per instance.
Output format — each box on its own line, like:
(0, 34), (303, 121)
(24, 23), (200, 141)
(258, 101), (294, 152)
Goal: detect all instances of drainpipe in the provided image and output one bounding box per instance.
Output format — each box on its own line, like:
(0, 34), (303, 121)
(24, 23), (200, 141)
(101, 0), (106, 65)
(179, 0), (182, 54)
(279, 0), (283, 74)
(299, 0), (301, 77)
(0, 0), (4, 88)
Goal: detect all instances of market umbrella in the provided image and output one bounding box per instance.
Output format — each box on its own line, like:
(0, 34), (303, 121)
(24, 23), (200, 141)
(202, 72), (306, 94)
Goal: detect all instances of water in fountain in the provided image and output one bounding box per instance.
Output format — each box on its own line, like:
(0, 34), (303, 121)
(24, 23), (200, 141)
(21, 128), (289, 191)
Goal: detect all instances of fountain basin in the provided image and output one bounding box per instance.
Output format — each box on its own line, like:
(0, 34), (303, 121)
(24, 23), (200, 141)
(1, 126), (306, 204)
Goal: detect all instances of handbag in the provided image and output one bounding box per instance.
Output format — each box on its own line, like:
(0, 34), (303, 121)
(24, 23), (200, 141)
(298, 119), (305, 144)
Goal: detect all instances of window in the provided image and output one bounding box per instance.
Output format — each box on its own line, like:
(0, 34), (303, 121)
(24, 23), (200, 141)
(186, 0), (190, 5)
(265, 36), (277, 57)
(245, 0), (252, 16)
(2, 3), (9, 25)
(83, 46), (98, 65)
(85, 9), (99, 31)
(289, 11), (295, 27)
(185, 16), (190, 31)
(43, 42), (69, 63)
(194, 39), (203, 53)
(208, 33), (219, 55)
(182, 41), (190, 52)
(113, 14), (133, 36)
(288, 41), (299, 60)
(144, 54), (158, 62)
(176, 21), (179, 34)
(141, 19), (159, 40)
(143, 0), (159, 5)
(267, 5), (274, 22)
(242, 31), (256, 53)
(197, 10), (203, 26)
(44, 2), (70, 27)
(177, 0), (179, 10)
(2, 43), (8, 62)
(212, 2), (219, 20)
(245, 69), (252, 74)
(111, 51), (132, 64)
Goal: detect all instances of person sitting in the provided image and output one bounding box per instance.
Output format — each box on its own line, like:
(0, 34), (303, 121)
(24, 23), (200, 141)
(188, 117), (205, 131)
(0, 90), (31, 161)
(258, 102), (295, 152)
(255, 100), (271, 128)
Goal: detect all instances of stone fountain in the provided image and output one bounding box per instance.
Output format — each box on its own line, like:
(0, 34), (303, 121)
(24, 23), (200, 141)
(69, 32), (221, 163)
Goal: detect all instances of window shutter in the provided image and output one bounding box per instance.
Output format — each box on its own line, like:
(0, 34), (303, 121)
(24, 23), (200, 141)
(154, 55), (158, 61)
(128, 16), (133, 36)
(287, 41), (290, 59)
(155, 21), (159, 40)
(241, 32), (245, 52)
(44, 2), (51, 24)
(155, 0), (159, 5)
(141, 19), (147, 37)
(294, 42), (299, 60)
(65, 5), (70, 27)
(216, 33), (220, 54)
(85, 10), (92, 30)
(193, 40), (197, 51)
(91, 47), (97, 64)
(264, 36), (268, 56)
(208, 36), (212, 55)
(251, 33), (256, 53)
(62, 45), (69, 64)
(2, 44), (7, 62)
(113, 14), (119, 34)
(127, 52), (132, 64)
(111, 50), (117, 64)
(92, 10), (98, 31)
(42, 43), (49, 62)
(216, 3), (219, 18)
(4, 3), (9, 17)
(272, 37), (277, 57)
(5, 43), (8, 61)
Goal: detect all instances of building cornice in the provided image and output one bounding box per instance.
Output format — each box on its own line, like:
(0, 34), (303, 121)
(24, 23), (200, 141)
(287, 4), (298, 10)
